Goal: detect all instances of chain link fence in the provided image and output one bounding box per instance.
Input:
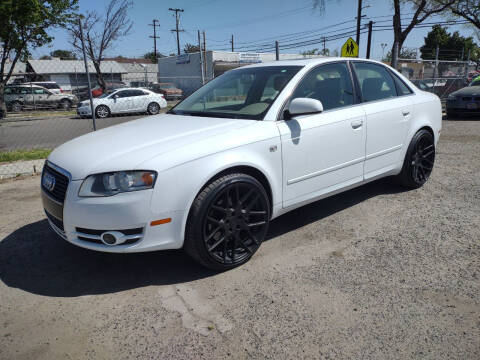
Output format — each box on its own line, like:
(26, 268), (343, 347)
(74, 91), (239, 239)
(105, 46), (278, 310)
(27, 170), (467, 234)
(0, 59), (183, 178)
(394, 57), (479, 103)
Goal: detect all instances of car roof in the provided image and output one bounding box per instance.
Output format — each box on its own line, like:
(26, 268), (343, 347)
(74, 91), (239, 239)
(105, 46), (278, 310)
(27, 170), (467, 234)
(234, 57), (389, 69)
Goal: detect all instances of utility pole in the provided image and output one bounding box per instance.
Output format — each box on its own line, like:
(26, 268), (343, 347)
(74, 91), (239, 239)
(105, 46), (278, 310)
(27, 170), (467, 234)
(356, 0), (362, 46)
(169, 8), (184, 55)
(230, 35), (234, 52)
(275, 41), (279, 60)
(381, 43), (387, 60)
(149, 19), (160, 63)
(202, 31), (207, 79)
(198, 30), (205, 84)
(366, 21), (373, 59)
(322, 37), (326, 56)
(78, 18), (96, 131)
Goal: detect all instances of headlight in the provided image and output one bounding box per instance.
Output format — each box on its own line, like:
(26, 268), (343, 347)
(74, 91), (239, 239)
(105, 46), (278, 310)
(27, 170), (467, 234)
(78, 170), (157, 197)
(447, 94), (456, 100)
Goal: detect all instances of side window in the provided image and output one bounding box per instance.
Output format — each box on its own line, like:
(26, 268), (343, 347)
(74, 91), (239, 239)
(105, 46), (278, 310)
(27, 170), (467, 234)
(115, 90), (129, 98)
(33, 88), (46, 94)
(291, 62), (354, 111)
(353, 62), (397, 102)
(4, 87), (12, 94)
(391, 72), (413, 95)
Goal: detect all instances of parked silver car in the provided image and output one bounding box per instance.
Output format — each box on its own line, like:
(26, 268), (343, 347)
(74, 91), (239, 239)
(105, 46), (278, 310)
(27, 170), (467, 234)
(446, 82), (480, 118)
(4, 85), (78, 111)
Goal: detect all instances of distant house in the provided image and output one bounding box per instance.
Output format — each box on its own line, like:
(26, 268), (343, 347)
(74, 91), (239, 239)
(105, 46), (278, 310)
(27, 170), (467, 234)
(26, 59), (127, 91)
(4, 61), (27, 84)
(104, 57), (158, 85)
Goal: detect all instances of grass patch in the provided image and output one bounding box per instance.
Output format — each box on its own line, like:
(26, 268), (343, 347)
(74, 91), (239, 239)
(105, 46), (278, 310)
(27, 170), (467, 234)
(0, 149), (51, 163)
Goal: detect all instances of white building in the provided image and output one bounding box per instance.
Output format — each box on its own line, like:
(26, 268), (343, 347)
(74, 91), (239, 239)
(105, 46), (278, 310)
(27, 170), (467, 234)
(157, 51), (324, 95)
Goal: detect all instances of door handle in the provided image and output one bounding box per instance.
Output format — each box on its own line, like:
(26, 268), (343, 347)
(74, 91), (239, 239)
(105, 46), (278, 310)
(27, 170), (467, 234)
(402, 110), (410, 116)
(351, 119), (363, 129)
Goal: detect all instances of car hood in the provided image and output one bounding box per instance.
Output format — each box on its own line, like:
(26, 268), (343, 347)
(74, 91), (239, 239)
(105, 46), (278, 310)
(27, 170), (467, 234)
(48, 114), (255, 180)
(451, 86), (480, 97)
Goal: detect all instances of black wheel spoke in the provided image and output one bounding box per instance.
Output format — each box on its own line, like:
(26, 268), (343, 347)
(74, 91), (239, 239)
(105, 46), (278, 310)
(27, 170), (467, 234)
(208, 236), (225, 252)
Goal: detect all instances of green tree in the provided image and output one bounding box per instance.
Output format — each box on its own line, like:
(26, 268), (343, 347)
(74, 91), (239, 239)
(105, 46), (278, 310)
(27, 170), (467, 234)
(384, 47), (417, 62)
(0, 0), (78, 116)
(301, 48), (319, 56)
(420, 25), (480, 61)
(437, 0), (480, 30)
(184, 43), (200, 53)
(50, 49), (77, 60)
(143, 51), (165, 63)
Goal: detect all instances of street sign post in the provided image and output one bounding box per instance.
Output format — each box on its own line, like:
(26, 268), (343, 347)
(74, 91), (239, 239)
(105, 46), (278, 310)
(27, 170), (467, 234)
(341, 37), (359, 58)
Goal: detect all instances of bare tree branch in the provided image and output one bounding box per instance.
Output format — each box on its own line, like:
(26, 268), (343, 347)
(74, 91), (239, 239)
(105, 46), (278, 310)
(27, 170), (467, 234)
(69, 0), (133, 90)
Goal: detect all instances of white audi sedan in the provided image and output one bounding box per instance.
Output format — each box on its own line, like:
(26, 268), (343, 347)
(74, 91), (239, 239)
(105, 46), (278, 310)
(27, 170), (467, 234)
(42, 58), (441, 270)
(76, 88), (167, 118)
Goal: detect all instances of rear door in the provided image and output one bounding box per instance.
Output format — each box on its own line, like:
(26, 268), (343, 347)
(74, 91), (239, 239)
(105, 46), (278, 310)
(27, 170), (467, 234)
(351, 62), (413, 180)
(130, 89), (149, 111)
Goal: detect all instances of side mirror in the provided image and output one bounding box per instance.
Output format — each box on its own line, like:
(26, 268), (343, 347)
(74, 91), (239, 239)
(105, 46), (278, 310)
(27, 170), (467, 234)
(113, 94), (119, 99)
(286, 98), (323, 119)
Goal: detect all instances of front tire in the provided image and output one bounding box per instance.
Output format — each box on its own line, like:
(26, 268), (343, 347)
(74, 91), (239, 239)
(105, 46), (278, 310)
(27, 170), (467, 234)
(396, 129), (435, 189)
(95, 105), (110, 118)
(184, 173), (271, 270)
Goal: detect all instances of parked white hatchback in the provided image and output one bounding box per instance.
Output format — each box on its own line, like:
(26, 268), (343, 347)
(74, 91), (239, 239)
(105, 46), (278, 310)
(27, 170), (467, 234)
(43, 58), (442, 270)
(76, 88), (167, 118)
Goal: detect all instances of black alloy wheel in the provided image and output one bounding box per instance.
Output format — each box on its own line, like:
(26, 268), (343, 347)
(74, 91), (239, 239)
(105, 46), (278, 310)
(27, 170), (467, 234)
(397, 129), (435, 189)
(185, 173), (270, 270)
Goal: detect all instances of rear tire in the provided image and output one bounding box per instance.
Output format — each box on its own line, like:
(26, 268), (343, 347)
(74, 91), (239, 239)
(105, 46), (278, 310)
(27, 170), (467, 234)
(184, 173), (271, 270)
(147, 102), (160, 115)
(11, 101), (22, 112)
(59, 99), (71, 110)
(95, 105), (110, 118)
(396, 129), (435, 189)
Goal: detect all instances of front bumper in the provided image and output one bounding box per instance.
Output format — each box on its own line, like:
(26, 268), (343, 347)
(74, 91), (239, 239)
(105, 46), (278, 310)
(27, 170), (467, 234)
(42, 166), (186, 253)
(77, 105), (92, 116)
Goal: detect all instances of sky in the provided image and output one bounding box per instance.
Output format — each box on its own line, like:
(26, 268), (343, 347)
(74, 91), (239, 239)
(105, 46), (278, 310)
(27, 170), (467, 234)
(33, 0), (476, 61)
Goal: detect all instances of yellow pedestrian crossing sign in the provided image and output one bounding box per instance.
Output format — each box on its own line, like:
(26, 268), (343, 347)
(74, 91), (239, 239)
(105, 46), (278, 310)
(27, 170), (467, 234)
(341, 37), (359, 57)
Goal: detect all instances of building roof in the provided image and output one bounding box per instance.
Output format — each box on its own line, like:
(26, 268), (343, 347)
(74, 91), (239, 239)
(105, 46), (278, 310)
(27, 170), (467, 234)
(120, 62), (158, 73)
(104, 57), (153, 64)
(4, 61), (26, 75)
(28, 59), (126, 74)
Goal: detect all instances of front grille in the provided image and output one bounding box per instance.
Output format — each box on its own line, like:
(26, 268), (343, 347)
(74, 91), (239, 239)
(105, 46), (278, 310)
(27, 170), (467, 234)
(75, 227), (144, 246)
(76, 227), (143, 236)
(462, 97), (472, 101)
(42, 163), (69, 203)
(45, 210), (64, 231)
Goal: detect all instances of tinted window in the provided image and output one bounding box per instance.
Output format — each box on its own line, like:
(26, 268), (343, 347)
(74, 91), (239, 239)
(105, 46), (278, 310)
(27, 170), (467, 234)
(391, 73), (413, 95)
(291, 62), (354, 111)
(114, 90), (130, 98)
(18, 87), (32, 94)
(33, 88), (46, 94)
(130, 90), (146, 97)
(353, 62), (397, 102)
(4, 87), (13, 94)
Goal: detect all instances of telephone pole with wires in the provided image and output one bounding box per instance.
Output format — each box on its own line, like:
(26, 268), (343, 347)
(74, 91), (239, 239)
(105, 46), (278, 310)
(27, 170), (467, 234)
(169, 8), (184, 55)
(230, 35), (234, 52)
(149, 19), (160, 62)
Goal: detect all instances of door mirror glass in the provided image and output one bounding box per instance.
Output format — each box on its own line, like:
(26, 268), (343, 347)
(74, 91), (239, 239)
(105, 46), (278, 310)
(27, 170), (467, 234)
(287, 97), (323, 117)
(113, 94), (119, 99)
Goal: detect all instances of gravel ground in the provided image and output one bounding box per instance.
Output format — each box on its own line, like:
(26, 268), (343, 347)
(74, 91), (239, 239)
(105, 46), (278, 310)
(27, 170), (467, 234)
(0, 119), (479, 359)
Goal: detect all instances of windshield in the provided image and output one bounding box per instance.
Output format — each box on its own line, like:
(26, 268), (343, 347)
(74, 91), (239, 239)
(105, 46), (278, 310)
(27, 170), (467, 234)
(170, 65), (302, 120)
(160, 84), (175, 89)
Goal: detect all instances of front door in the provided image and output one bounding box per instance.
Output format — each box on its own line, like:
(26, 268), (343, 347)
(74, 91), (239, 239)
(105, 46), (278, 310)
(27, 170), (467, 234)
(277, 62), (366, 208)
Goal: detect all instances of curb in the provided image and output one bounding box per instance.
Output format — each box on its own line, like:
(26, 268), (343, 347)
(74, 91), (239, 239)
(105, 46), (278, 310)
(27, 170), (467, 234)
(1, 114), (78, 123)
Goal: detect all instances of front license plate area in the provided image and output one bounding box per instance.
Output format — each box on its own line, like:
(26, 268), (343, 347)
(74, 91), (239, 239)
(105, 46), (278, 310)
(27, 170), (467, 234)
(467, 102), (477, 109)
